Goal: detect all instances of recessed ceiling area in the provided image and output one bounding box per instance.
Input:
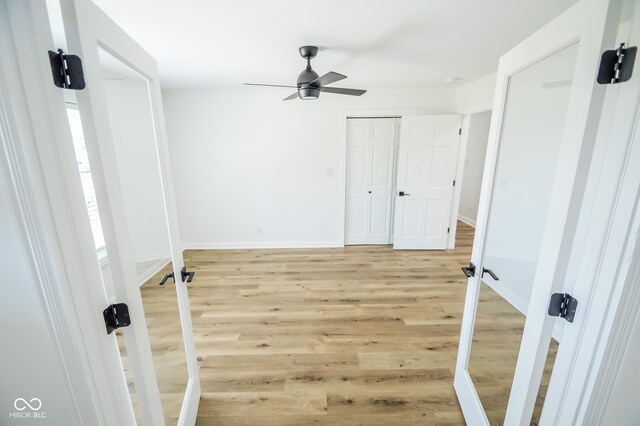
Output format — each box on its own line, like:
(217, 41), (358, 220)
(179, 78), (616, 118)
(91, 0), (578, 89)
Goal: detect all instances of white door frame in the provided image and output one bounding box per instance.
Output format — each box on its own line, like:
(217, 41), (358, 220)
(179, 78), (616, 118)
(541, 1), (640, 422)
(58, 0), (201, 424)
(455, 108), (492, 229)
(339, 108), (463, 249)
(0, 0), (135, 423)
(454, 0), (625, 423)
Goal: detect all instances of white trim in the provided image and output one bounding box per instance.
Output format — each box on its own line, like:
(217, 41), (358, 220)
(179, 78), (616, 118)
(0, 1), (134, 423)
(454, 371), (490, 425)
(449, 114), (470, 248)
(542, 2), (640, 421)
(178, 377), (200, 426)
(454, 0), (621, 423)
(457, 214), (476, 228)
(137, 258), (171, 287)
(183, 240), (343, 250)
(57, 0), (201, 423)
(338, 108), (462, 250)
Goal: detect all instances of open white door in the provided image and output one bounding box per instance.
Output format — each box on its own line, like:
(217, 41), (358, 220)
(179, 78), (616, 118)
(454, 0), (627, 424)
(53, 0), (201, 424)
(393, 115), (461, 249)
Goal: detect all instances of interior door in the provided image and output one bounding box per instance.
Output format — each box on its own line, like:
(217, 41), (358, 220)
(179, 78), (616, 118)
(55, 0), (200, 424)
(454, 0), (624, 424)
(345, 118), (397, 245)
(393, 115), (461, 249)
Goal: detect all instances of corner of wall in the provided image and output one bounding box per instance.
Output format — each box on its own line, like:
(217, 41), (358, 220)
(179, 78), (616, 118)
(455, 72), (497, 114)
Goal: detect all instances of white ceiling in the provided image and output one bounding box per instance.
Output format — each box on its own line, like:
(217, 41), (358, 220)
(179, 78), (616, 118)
(92, 0), (578, 90)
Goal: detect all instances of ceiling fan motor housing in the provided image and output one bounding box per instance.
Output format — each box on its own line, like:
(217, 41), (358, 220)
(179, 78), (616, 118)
(297, 46), (321, 99)
(297, 67), (321, 99)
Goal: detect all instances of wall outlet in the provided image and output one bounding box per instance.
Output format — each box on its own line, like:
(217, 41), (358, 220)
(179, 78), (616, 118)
(256, 226), (263, 235)
(327, 168), (333, 177)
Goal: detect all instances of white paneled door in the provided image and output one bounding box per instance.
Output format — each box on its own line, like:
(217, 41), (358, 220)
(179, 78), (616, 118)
(393, 115), (461, 250)
(345, 118), (398, 245)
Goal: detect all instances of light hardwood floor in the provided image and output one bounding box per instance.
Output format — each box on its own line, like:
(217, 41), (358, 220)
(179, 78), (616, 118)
(126, 222), (557, 425)
(187, 223), (475, 425)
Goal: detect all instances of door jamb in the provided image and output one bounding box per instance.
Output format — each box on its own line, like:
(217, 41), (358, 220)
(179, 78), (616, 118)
(0, 0), (135, 423)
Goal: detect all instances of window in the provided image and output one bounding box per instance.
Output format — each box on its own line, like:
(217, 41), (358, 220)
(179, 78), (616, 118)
(66, 104), (107, 260)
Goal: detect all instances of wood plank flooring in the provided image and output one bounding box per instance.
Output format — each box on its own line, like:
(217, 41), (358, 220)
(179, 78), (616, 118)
(125, 221), (558, 425)
(468, 282), (558, 425)
(186, 223), (475, 425)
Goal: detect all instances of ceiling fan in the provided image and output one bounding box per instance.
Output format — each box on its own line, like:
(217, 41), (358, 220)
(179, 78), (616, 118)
(243, 46), (367, 101)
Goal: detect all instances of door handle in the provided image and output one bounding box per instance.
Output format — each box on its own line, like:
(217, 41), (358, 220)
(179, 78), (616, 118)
(461, 262), (476, 278)
(181, 267), (195, 283)
(159, 272), (174, 285)
(159, 267), (195, 285)
(399, 191), (410, 196)
(481, 267), (499, 281)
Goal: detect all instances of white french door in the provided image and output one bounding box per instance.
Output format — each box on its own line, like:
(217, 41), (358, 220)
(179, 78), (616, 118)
(51, 0), (200, 424)
(454, 0), (626, 424)
(345, 118), (398, 245)
(393, 115), (461, 250)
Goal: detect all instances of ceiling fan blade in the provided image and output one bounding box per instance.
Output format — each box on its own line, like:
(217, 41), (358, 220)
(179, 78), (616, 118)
(321, 87), (367, 96)
(243, 83), (297, 88)
(283, 92), (299, 101)
(310, 71), (347, 87)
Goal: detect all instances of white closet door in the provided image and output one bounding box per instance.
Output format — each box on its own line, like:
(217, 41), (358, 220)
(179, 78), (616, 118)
(345, 118), (396, 245)
(393, 115), (461, 250)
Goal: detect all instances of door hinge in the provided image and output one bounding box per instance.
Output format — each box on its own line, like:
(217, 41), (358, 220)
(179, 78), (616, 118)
(461, 262), (476, 278)
(48, 49), (86, 90)
(597, 43), (636, 85)
(548, 293), (578, 323)
(159, 266), (195, 285)
(458, 128), (462, 135)
(103, 303), (131, 335)
(453, 180), (456, 187)
(447, 227), (450, 233)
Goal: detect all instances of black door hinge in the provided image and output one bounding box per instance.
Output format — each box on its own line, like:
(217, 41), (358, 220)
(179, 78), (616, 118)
(48, 49), (86, 90)
(103, 303), (131, 335)
(461, 262), (476, 278)
(447, 227), (450, 233)
(548, 293), (578, 323)
(159, 266), (195, 285)
(597, 43), (636, 85)
(453, 180), (456, 187)
(458, 128), (462, 135)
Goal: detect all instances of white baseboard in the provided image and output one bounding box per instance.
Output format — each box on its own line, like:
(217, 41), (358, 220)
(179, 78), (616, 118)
(137, 258), (171, 287)
(182, 240), (343, 250)
(458, 214), (476, 228)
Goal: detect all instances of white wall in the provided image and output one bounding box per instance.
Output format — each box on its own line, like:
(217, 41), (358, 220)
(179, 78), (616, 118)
(458, 110), (491, 226)
(456, 73), (497, 114)
(0, 168), (77, 424)
(163, 88), (456, 248)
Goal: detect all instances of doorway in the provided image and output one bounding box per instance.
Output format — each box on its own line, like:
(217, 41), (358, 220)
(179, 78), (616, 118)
(458, 110), (492, 228)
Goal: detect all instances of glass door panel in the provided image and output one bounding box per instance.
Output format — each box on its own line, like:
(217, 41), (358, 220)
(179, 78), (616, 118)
(467, 41), (579, 424)
(98, 46), (189, 425)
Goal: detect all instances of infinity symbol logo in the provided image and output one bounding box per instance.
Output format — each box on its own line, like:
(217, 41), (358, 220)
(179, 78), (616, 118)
(14, 398), (42, 411)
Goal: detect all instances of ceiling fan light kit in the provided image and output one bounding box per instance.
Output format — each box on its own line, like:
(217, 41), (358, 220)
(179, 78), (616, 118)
(244, 45), (367, 101)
